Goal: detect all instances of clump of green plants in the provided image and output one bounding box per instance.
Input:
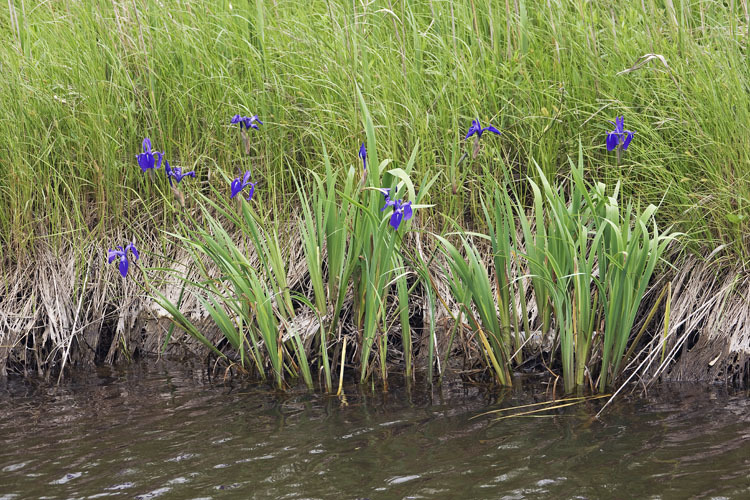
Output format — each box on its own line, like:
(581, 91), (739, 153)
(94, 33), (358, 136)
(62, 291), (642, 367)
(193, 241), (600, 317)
(145, 92), (434, 390)
(105, 71), (675, 395)
(112, 108), (676, 395)
(439, 142), (676, 392)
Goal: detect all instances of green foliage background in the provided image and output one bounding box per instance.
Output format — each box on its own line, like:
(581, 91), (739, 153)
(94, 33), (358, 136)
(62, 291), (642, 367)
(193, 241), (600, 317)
(2, 0), (748, 263)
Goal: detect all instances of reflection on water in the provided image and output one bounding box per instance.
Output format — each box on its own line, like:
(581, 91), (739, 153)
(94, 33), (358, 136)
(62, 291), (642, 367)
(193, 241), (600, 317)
(0, 362), (748, 499)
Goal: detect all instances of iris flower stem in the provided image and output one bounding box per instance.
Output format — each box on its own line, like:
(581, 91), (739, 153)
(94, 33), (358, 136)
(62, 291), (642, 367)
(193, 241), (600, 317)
(378, 225), (401, 385)
(239, 130), (253, 180)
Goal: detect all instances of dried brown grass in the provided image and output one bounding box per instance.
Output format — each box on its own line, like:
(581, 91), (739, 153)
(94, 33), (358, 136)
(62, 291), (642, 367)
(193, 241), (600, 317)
(1, 220), (748, 389)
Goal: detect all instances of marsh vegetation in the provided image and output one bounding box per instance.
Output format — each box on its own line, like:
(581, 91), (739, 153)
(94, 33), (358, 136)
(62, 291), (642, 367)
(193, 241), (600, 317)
(1, 0), (748, 388)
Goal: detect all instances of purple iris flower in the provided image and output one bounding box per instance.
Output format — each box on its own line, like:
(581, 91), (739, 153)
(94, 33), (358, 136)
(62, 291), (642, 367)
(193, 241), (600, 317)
(231, 114), (263, 130)
(136, 138), (163, 173)
(230, 171), (256, 201)
(107, 242), (139, 278)
(606, 116), (634, 151)
(359, 143), (367, 170)
(376, 188), (393, 211)
(388, 199), (413, 230)
(244, 115), (262, 130)
(164, 160), (195, 186)
(465, 119), (501, 140)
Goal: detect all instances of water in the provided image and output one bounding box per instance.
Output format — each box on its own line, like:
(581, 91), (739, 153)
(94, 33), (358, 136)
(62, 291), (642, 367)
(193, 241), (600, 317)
(1, 362), (748, 499)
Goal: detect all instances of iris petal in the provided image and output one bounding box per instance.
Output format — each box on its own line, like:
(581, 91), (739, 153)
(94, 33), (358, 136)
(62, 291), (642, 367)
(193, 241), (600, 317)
(615, 116), (624, 133)
(606, 133), (619, 151)
(136, 153), (146, 172)
(107, 250), (120, 264)
(380, 198), (395, 212)
(465, 119), (481, 139)
(622, 131), (634, 150)
(246, 115), (261, 129)
(402, 202), (413, 221)
(137, 152), (154, 172)
(230, 178), (241, 198)
(483, 125), (502, 136)
(359, 142), (367, 169)
(390, 211), (403, 230)
(174, 170), (195, 183)
(140, 152), (155, 171)
(164, 160), (173, 187)
(119, 256), (129, 278)
(142, 138), (151, 153)
(126, 243), (139, 261)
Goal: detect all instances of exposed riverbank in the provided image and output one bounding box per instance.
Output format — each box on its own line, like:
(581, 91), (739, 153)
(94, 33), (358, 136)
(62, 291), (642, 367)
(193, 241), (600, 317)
(1, 220), (747, 389)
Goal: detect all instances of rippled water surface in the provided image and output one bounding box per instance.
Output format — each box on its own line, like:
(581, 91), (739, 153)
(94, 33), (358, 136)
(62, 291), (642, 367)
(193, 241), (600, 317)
(1, 362), (749, 499)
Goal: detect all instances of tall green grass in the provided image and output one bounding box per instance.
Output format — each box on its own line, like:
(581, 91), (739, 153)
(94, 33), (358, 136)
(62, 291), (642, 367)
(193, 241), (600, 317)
(2, 0), (748, 265)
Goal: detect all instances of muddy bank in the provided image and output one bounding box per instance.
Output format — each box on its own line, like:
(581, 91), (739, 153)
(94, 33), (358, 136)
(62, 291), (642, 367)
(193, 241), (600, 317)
(1, 231), (748, 388)
(646, 255), (750, 385)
